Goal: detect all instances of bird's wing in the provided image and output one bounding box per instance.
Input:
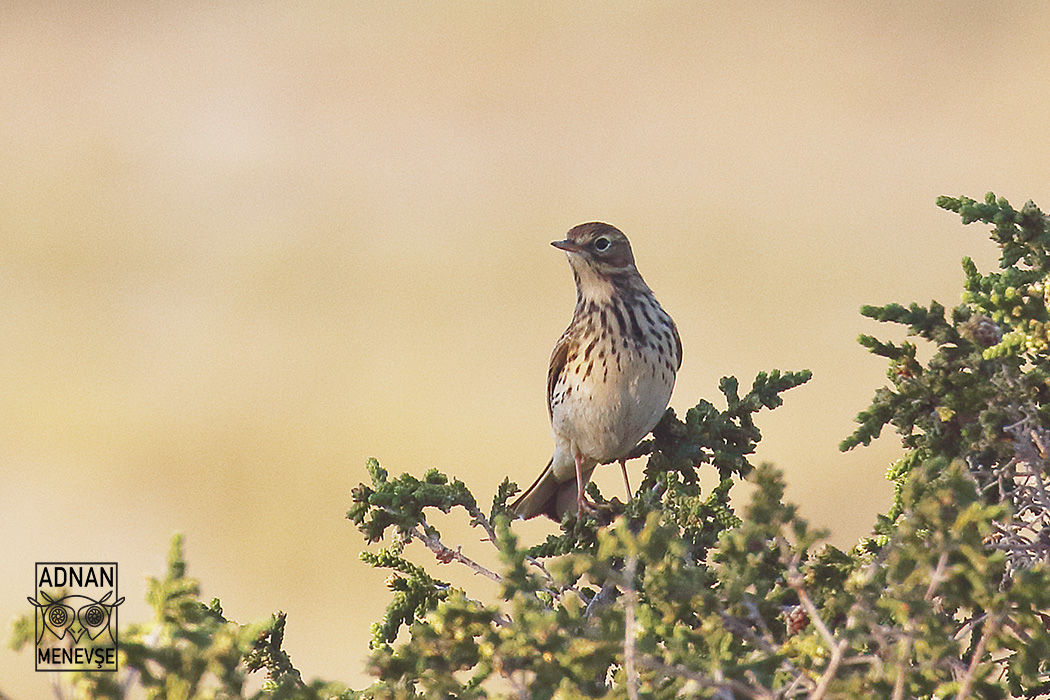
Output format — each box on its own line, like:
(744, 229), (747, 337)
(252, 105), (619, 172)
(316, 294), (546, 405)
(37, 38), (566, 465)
(547, 331), (573, 418)
(671, 319), (683, 370)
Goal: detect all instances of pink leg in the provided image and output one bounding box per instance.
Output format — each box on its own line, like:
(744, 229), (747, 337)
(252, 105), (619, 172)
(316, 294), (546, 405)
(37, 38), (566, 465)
(575, 452), (587, 513)
(619, 460), (631, 499)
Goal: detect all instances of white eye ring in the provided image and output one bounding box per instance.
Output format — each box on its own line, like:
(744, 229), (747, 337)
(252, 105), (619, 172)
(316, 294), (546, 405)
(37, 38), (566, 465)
(593, 237), (611, 252)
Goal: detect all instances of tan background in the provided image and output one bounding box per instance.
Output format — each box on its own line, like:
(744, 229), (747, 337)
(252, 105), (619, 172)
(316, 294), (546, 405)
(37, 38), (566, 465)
(2, 2), (1048, 695)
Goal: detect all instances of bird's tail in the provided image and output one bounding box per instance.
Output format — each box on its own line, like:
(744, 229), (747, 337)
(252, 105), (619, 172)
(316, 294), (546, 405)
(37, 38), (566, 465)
(510, 458), (587, 521)
(510, 458), (560, 519)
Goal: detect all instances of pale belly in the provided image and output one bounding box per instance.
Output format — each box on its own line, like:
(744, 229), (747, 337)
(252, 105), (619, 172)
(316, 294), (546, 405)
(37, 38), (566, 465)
(550, 344), (675, 464)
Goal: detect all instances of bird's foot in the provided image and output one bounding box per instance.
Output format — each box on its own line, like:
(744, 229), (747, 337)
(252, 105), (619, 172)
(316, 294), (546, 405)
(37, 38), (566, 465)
(576, 494), (599, 516)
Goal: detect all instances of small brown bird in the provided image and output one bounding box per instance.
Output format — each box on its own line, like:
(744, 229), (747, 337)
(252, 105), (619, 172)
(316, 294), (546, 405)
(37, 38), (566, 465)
(510, 223), (682, 520)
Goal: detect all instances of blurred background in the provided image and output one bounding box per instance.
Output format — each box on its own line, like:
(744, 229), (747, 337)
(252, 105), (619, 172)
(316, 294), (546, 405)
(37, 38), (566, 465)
(2, 1), (1048, 695)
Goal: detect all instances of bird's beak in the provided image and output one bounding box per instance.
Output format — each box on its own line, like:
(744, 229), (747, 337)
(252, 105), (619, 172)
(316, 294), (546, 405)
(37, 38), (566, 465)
(551, 239), (582, 253)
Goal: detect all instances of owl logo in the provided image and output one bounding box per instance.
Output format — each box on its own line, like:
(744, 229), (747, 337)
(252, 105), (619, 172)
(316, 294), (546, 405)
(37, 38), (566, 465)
(30, 562), (124, 671)
(27, 590), (124, 646)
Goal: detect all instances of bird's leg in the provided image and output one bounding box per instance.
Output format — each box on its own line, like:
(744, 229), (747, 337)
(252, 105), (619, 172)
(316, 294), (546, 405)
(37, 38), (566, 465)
(575, 452), (595, 515)
(619, 459), (631, 500)
(575, 452), (587, 513)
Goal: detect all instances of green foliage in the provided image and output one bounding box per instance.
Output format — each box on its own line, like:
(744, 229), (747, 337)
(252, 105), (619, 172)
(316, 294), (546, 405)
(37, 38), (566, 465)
(9, 193), (1050, 699)
(844, 194), (1050, 521)
(355, 452), (1050, 699)
(522, 369), (811, 560)
(349, 461), (484, 544)
(348, 194), (1050, 698)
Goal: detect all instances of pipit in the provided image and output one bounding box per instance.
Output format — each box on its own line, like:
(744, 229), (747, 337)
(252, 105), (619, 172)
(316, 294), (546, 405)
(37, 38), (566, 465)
(511, 222), (682, 520)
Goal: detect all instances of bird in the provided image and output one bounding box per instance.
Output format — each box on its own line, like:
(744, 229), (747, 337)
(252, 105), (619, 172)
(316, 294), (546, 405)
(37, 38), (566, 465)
(510, 222), (682, 520)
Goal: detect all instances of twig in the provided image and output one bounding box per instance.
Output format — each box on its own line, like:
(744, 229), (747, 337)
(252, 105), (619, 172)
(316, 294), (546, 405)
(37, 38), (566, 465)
(780, 671), (813, 699)
(584, 581), (619, 618)
(524, 555), (553, 581)
(787, 571), (835, 651)
(842, 654), (884, 674)
(410, 521), (502, 583)
(624, 552), (639, 700)
(786, 567), (846, 700)
(742, 598), (780, 653)
(956, 614), (1000, 700)
(891, 550), (951, 700)
(635, 657), (771, 700)
(718, 603), (814, 694)
(891, 637), (909, 700)
(462, 497), (500, 545)
(954, 612), (989, 642)
(925, 551), (950, 601)
(809, 639), (847, 700)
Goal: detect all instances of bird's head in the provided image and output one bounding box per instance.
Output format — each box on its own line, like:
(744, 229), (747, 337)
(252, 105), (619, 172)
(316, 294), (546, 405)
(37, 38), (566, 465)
(552, 222), (636, 271)
(552, 222), (642, 301)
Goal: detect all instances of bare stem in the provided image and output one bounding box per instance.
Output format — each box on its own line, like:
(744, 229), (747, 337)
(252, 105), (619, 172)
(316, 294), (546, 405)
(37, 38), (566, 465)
(891, 547), (951, 699)
(787, 570), (835, 650)
(786, 566), (846, 700)
(462, 498), (499, 545)
(956, 614), (1000, 700)
(410, 522), (502, 583)
(809, 639), (848, 700)
(925, 551), (950, 601)
(635, 657), (771, 700)
(624, 552), (640, 700)
(891, 637), (911, 700)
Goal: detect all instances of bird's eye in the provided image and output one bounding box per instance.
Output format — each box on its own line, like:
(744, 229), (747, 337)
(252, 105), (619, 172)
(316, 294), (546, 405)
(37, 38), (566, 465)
(593, 237), (611, 252)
